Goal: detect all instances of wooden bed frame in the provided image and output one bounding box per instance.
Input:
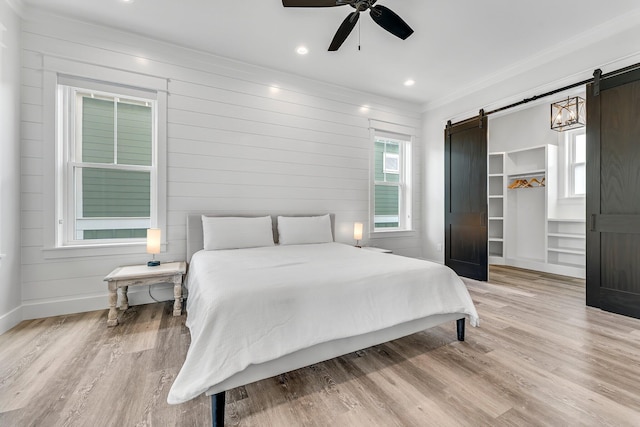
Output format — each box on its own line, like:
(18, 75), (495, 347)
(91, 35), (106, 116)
(185, 213), (466, 427)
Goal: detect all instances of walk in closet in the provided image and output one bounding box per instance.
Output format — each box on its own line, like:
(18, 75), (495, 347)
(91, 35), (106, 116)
(488, 101), (586, 278)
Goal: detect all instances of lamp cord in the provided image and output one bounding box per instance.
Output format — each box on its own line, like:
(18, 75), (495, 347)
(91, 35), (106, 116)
(147, 283), (188, 304)
(148, 284), (161, 303)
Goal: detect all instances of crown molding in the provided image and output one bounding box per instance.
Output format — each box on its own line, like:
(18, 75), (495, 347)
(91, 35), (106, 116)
(427, 49), (640, 127)
(5, 0), (25, 16)
(423, 7), (640, 113)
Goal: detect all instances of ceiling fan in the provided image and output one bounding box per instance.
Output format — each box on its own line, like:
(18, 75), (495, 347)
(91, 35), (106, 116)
(282, 0), (414, 51)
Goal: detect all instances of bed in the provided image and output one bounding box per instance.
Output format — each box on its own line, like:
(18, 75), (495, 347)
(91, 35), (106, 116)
(168, 213), (479, 426)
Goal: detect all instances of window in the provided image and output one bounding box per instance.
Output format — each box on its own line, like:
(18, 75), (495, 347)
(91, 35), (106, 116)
(383, 152), (400, 174)
(567, 129), (586, 196)
(57, 80), (158, 246)
(372, 132), (412, 231)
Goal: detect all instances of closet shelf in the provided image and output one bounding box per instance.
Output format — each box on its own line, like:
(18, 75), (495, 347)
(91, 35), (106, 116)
(489, 237), (504, 242)
(548, 218), (586, 223)
(548, 260), (586, 269)
(547, 247), (586, 255)
(489, 195), (504, 199)
(507, 169), (546, 179)
(548, 232), (585, 239)
(489, 216), (503, 221)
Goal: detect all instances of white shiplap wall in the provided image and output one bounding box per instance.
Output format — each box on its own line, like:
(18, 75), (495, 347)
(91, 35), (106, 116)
(0, 0), (23, 335)
(19, 9), (423, 319)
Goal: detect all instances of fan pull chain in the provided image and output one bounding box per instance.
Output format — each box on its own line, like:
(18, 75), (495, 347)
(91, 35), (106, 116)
(358, 17), (361, 50)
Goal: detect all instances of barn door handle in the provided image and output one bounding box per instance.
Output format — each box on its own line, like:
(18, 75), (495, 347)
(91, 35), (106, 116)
(590, 214), (596, 232)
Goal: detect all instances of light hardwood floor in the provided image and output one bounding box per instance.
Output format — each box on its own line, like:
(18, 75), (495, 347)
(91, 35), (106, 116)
(2, 266), (640, 426)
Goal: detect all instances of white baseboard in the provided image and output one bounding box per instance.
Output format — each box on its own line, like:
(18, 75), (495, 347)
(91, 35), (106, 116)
(0, 305), (23, 335)
(505, 257), (585, 279)
(21, 294), (106, 321)
(20, 283), (177, 321)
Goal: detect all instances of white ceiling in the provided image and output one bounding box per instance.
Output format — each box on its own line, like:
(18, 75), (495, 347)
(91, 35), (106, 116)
(22, 0), (640, 106)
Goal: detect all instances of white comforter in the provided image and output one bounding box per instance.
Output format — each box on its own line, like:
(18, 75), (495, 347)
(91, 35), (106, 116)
(168, 243), (479, 404)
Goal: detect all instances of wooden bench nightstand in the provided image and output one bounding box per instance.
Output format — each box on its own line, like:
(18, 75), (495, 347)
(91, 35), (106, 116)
(103, 261), (187, 327)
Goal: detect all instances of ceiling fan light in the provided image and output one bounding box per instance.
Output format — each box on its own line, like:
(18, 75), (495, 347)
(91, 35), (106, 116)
(296, 46), (309, 55)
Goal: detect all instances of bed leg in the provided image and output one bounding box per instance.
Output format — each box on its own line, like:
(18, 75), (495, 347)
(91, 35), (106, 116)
(456, 318), (465, 341)
(211, 391), (225, 427)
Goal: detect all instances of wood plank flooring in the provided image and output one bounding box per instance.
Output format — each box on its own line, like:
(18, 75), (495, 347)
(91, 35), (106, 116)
(2, 266), (640, 426)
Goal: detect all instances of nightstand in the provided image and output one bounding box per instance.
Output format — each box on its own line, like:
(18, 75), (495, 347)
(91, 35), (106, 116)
(362, 247), (393, 254)
(103, 261), (187, 327)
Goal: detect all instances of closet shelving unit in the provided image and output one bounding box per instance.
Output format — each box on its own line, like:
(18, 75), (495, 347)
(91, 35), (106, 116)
(490, 144), (585, 278)
(488, 153), (505, 265)
(504, 145), (549, 271)
(547, 218), (586, 276)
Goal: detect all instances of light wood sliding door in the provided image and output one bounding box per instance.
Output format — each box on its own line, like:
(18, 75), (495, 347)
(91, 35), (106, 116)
(444, 115), (488, 281)
(586, 67), (640, 318)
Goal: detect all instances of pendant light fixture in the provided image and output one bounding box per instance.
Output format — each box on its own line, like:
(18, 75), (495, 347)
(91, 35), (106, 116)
(551, 96), (586, 132)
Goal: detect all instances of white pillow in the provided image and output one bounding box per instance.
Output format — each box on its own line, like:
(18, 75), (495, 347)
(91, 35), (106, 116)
(277, 215), (333, 245)
(202, 216), (275, 250)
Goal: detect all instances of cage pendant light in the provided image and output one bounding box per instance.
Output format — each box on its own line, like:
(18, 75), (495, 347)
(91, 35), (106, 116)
(551, 96), (586, 132)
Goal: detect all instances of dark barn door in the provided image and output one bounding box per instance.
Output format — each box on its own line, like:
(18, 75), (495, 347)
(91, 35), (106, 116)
(587, 67), (640, 318)
(444, 115), (488, 281)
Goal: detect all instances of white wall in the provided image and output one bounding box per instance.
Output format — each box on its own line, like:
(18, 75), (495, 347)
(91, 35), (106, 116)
(17, 8), (423, 320)
(421, 14), (640, 263)
(0, 0), (23, 334)
(488, 102), (559, 154)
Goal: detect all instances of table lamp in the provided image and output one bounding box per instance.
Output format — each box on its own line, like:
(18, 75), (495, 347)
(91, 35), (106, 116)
(353, 222), (363, 248)
(147, 228), (161, 267)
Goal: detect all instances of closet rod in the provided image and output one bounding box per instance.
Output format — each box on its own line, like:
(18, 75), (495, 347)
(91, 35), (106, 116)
(477, 61), (640, 118)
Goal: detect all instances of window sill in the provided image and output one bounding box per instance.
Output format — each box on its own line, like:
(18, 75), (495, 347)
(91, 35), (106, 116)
(370, 229), (416, 239)
(43, 242), (167, 260)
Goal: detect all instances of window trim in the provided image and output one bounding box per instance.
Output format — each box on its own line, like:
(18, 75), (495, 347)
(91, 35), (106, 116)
(59, 84), (157, 246)
(370, 128), (413, 235)
(43, 56), (168, 257)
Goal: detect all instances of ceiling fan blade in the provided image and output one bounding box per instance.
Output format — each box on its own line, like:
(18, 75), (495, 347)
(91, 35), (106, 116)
(328, 11), (360, 51)
(369, 5), (414, 40)
(282, 0), (344, 7)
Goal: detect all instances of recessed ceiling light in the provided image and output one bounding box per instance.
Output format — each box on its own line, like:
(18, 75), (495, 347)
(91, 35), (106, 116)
(360, 105), (370, 113)
(296, 46), (309, 55)
(404, 79), (415, 87)
(121, 0), (133, 3)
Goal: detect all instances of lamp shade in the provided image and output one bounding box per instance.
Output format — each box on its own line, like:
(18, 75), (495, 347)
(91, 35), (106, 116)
(146, 228), (161, 255)
(353, 222), (364, 241)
